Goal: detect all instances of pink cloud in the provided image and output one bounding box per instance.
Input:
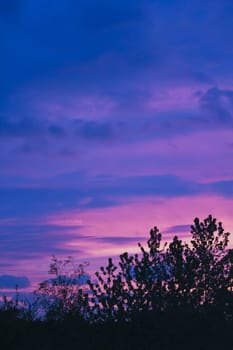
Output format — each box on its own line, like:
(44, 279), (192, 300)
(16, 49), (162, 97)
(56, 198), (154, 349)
(1, 193), (232, 288)
(47, 194), (233, 258)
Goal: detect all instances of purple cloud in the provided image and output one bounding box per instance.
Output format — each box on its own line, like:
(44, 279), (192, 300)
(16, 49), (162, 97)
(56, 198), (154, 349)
(200, 87), (233, 122)
(95, 236), (146, 245)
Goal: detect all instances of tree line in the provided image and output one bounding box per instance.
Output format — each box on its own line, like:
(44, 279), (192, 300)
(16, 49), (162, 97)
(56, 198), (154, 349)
(0, 215), (233, 349)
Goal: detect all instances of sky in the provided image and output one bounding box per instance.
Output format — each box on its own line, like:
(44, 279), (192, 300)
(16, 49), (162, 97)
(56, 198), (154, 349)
(0, 0), (233, 291)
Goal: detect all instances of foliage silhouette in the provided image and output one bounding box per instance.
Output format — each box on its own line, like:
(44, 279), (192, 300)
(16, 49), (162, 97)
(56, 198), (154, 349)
(34, 255), (89, 320)
(88, 215), (233, 322)
(0, 215), (232, 349)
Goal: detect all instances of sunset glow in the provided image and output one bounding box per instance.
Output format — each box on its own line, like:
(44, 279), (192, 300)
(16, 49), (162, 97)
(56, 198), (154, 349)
(1, 0), (233, 292)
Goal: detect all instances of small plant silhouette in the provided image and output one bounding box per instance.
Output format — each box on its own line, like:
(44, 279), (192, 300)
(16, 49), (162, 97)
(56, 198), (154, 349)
(35, 256), (89, 320)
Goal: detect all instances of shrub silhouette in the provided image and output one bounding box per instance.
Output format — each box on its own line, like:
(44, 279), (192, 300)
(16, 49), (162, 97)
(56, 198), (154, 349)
(34, 256), (89, 320)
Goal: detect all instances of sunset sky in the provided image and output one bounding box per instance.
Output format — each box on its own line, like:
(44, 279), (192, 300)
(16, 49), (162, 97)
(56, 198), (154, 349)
(1, 0), (233, 291)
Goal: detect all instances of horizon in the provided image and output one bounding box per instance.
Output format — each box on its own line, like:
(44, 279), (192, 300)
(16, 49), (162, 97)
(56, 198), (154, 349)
(1, 0), (233, 292)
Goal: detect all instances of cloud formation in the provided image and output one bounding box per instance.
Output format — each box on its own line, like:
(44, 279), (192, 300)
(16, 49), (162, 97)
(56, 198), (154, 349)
(0, 275), (30, 289)
(200, 87), (233, 122)
(1, 0), (233, 284)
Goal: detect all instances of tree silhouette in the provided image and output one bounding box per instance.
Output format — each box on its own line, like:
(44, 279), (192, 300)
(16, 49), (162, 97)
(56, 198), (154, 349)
(0, 215), (232, 350)
(88, 215), (233, 322)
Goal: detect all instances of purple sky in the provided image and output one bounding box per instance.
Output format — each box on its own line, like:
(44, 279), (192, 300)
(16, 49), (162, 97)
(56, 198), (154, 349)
(1, 0), (233, 291)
